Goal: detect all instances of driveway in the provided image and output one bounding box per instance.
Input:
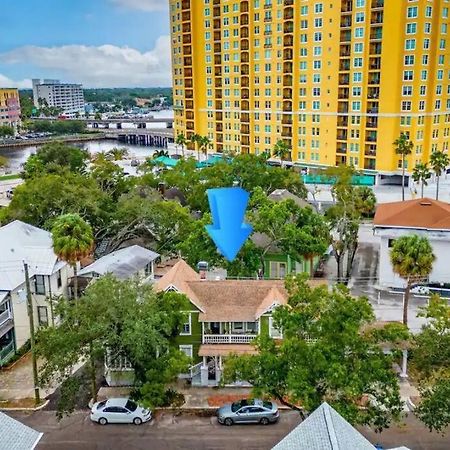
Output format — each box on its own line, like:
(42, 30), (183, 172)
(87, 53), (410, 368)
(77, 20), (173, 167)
(6, 410), (450, 450)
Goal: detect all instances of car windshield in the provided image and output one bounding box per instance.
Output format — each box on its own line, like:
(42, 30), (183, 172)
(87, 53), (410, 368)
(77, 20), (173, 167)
(97, 401), (106, 409)
(125, 400), (137, 412)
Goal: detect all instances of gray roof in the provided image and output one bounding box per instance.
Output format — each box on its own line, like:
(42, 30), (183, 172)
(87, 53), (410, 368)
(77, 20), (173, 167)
(269, 189), (310, 208)
(272, 403), (375, 450)
(78, 245), (159, 280)
(0, 412), (43, 450)
(0, 220), (67, 292)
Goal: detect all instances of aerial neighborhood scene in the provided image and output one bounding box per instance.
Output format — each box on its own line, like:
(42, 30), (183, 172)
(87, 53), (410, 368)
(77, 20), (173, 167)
(1, 0), (450, 449)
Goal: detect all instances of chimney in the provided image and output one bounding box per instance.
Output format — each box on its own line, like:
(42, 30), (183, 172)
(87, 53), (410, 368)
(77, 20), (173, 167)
(197, 261), (209, 280)
(157, 182), (166, 196)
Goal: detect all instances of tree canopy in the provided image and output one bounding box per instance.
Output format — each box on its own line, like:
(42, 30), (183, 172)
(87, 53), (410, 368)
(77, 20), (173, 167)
(223, 275), (408, 431)
(37, 276), (189, 418)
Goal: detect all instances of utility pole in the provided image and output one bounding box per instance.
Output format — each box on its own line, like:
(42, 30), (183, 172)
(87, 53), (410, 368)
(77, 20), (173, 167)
(24, 261), (40, 405)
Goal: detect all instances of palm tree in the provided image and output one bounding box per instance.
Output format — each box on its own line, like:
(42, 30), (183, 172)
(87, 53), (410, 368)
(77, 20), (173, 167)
(390, 235), (435, 378)
(273, 139), (291, 167)
(393, 133), (414, 201)
(390, 235), (435, 326)
(107, 147), (129, 161)
(430, 151), (450, 201)
(175, 133), (187, 157)
(52, 214), (94, 300)
(190, 133), (201, 160)
(198, 136), (211, 161)
(412, 162), (432, 198)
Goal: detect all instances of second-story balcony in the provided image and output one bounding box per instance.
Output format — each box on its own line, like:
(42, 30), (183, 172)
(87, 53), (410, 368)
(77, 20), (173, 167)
(0, 309), (13, 328)
(203, 334), (256, 344)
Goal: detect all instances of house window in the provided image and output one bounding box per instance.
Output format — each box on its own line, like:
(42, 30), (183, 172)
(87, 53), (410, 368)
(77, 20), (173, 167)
(57, 270), (62, 289)
(179, 345), (193, 359)
(246, 322), (258, 334)
(37, 306), (49, 326)
(181, 313), (192, 335)
(232, 322), (244, 333)
(144, 263), (152, 277)
(269, 317), (283, 339)
(269, 262), (287, 279)
(34, 275), (45, 295)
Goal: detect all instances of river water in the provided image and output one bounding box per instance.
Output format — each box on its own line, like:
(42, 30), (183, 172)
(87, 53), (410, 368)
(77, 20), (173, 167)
(0, 109), (174, 172)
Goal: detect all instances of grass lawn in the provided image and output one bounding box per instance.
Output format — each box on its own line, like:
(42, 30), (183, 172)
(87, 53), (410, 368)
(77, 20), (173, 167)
(0, 173), (20, 181)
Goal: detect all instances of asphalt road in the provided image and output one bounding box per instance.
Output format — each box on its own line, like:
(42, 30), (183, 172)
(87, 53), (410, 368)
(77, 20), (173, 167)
(7, 410), (450, 450)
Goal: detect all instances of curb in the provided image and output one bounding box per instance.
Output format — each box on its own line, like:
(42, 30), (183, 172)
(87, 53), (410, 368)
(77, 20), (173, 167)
(0, 399), (50, 412)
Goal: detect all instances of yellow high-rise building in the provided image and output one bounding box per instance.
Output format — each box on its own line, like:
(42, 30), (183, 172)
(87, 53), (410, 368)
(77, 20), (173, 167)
(169, 0), (450, 176)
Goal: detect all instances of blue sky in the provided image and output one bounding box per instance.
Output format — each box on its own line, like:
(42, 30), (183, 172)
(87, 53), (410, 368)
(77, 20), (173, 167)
(0, 0), (171, 88)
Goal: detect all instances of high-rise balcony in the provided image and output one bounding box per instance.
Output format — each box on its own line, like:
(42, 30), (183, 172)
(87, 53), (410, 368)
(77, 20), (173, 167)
(340, 45), (351, 57)
(183, 35), (191, 44)
(341, 1), (353, 13)
(284, 8), (294, 20)
(241, 14), (249, 25)
(241, 113), (250, 122)
(283, 49), (293, 60)
(339, 60), (350, 71)
(338, 102), (349, 114)
(284, 21), (294, 33)
(337, 116), (348, 127)
(337, 131), (348, 141)
(241, 125), (250, 134)
(214, 55), (221, 65)
(240, 1), (249, 13)
(216, 112), (223, 121)
(181, 0), (190, 11)
(366, 132), (378, 143)
(213, 6), (220, 17)
(284, 0), (294, 6)
(371, 12), (383, 24)
(214, 31), (221, 41)
(182, 23), (191, 33)
(364, 158), (376, 170)
(369, 57), (381, 70)
(370, 28), (383, 40)
(214, 43), (221, 53)
(339, 75), (350, 85)
(283, 62), (293, 73)
(371, 0), (384, 9)
(370, 43), (382, 55)
(366, 118), (379, 128)
(368, 75), (380, 85)
(242, 88), (250, 99)
(241, 27), (249, 38)
(340, 31), (351, 42)
(241, 39), (249, 51)
(338, 88), (349, 99)
(337, 144), (348, 154)
(284, 35), (294, 47)
(341, 17), (352, 28)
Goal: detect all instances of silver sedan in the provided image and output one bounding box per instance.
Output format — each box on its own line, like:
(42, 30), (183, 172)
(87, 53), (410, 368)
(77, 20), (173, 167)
(217, 399), (279, 426)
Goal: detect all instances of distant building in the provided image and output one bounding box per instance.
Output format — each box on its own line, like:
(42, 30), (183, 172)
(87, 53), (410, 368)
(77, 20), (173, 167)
(374, 198), (450, 288)
(32, 79), (85, 117)
(0, 221), (74, 365)
(0, 88), (21, 129)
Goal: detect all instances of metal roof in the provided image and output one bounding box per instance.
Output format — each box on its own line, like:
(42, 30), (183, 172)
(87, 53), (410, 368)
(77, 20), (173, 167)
(78, 245), (159, 280)
(272, 403), (375, 450)
(0, 412), (43, 450)
(0, 220), (67, 292)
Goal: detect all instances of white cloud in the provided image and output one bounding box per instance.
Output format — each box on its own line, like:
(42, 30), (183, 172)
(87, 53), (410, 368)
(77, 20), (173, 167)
(110, 0), (168, 12)
(0, 37), (172, 88)
(0, 74), (32, 89)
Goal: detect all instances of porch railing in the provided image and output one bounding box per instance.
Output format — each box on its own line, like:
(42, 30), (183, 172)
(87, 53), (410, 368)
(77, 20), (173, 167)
(0, 340), (15, 363)
(0, 309), (12, 327)
(189, 362), (203, 378)
(203, 334), (255, 344)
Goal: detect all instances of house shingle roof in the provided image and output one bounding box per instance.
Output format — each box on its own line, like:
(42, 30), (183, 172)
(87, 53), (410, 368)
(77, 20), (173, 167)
(0, 412), (43, 450)
(272, 402), (375, 450)
(155, 260), (325, 321)
(374, 198), (450, 230)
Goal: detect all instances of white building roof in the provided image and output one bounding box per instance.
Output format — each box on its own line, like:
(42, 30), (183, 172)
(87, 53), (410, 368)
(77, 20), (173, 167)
(78, 245), (159, 280)
(0, 412), (43, 450)
(0, 220), (66, 292)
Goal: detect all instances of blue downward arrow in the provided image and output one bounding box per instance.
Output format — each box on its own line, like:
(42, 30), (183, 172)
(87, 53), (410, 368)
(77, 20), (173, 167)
(205, 187), (253, 262)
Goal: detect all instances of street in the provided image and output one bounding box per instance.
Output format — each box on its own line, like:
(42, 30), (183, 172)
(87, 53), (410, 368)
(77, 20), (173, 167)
(6, 410), (450, 450)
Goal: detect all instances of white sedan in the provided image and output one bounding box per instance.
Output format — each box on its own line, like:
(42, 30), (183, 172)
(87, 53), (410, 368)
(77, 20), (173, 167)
(90, 398), (152, 425)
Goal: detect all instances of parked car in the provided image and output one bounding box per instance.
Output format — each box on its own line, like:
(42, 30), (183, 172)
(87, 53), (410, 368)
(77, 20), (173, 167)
(217, 399), (279, 426)
(410, 285), (430, 295)
(90, 398), (152, 425)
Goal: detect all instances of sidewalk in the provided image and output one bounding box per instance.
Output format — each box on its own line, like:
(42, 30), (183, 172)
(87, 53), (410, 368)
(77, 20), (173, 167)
(0, 352), (84, 405)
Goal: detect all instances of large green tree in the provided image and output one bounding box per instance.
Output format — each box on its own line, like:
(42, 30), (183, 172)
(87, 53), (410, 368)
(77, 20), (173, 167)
(22, 142), (89, 178)
(223, 276), (407, 430)
(0, 125), (14, 138)
(249, 187), (329, 277)
(51, 213), (94, 300)
(413, 295), (450, 432)
(37, 276), (189, 418)
(393, 133), (414, 201)
(273, 139), (291, 165)
(430, 151), (450, 201)
(0, 172), (111, 232)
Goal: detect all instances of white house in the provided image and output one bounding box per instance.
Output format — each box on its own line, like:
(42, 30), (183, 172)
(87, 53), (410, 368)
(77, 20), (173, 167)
(0, 221), (74, 365)
(78, 245), (160, 282)
(374, 198), (450, 289)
